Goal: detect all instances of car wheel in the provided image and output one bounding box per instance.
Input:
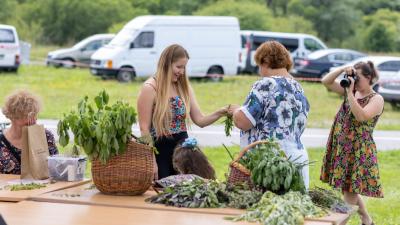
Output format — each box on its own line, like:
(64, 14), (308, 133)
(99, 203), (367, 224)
(117, 68), (135, 82)
(62, 59), (75, 69)
(207, 66), (223, 82)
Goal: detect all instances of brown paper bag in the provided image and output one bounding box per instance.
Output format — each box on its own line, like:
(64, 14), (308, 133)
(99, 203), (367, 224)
(21, 124), (49, 180)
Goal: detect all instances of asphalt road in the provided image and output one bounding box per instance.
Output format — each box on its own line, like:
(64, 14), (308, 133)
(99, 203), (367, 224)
(38, 119), (400, 151)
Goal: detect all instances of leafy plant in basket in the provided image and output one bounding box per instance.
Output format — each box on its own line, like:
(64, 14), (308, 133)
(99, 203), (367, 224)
(239, 140), (309, 194)
(57, 90), (137, 163)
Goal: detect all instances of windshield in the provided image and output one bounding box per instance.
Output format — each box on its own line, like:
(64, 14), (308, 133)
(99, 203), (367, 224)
(109, 28), (137, 47)
(72, 36), (93, 49)
(0, 29), (15, 43)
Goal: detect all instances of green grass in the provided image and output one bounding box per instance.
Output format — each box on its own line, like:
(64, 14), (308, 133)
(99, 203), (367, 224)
(0, 65), (399, 130)
(203, 146), (400, 225)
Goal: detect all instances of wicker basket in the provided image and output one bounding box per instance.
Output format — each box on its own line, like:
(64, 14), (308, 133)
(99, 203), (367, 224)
(227, 140), (270, 186)
(91, 138), (155, 195)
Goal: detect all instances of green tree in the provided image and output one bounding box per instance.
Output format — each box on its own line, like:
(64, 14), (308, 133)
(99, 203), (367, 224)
(195, 0), (273, 30)
(23, 0), (135, 45)
(362, 9), (400, 52)
(0, 0), (17, 22)
(289, 0), (361, 45)
(365, 22), (394, 52)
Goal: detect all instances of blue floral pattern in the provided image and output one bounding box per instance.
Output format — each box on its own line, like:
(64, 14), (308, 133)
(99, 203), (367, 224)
(240, 76), (310, 150)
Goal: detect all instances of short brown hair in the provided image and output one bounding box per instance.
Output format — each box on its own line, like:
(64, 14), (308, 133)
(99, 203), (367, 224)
(254, 41), (293, 71)
(2, 90), (41, 120)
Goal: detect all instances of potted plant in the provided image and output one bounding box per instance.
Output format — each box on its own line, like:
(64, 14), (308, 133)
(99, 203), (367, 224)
(57, 90), (155, 195)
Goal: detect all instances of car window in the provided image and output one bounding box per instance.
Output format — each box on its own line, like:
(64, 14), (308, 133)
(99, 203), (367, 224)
(378, 61), (400, 72)
(0, 29), (15, 43)
(318, 55), (330, 62)
(103, 38), (112, 45)
(251, 35), (299, 52)
(333, 53), (353, 61)
(304, 38), (324, 51)
(241, 35), (247, 48)
(133, 32), (154, 48)
(84, 40), (103, 51)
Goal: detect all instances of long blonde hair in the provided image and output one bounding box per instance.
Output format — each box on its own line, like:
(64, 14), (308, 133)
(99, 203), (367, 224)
(153, 44), (191, 137)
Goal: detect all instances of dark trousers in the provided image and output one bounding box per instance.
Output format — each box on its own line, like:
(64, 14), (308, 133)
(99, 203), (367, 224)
(154, 132), (188, 179)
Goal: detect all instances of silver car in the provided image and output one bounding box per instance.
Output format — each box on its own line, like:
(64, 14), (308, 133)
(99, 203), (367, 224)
(379, 70), (400, 109)
(47, 34), (115, 68)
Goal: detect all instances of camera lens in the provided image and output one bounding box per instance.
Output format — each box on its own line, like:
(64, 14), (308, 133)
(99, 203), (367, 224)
(340, 77), (351, 88)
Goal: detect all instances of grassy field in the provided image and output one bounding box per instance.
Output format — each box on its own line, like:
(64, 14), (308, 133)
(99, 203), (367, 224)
(0, 65), (399, 130)
(203, 146), (400, 225)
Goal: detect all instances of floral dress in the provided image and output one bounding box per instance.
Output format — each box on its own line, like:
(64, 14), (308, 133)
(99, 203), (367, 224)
(240, 76), (310, 187)
(152, 96), (188, 179)
(320, 93), (383, 198)
(0, 129), (58, 174)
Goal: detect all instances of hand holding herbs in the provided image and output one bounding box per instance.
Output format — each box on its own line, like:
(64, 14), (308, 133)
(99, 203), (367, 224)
(57, 90), (137, 164)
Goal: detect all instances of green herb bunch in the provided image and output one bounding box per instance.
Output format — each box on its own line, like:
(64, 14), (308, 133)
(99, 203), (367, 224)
(230, 191), (326, 225)
(308, 186), (353, 214)
(57, 90), (137, 164)
(9, 183), (47, 191)
(239, 140), (307, 194)
(146, 178), (262, 209)
(223, 111), (234, 136)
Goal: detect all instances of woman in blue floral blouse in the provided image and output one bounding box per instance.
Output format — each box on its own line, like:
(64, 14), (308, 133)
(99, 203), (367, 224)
(230, 41), (310, 188)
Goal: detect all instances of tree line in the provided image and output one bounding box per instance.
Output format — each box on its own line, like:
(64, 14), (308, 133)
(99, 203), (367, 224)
(1, 0), (400, 52)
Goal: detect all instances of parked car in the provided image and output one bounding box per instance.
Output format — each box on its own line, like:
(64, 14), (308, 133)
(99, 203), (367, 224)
(0, 24), (21, 72)
(47, 34), (115, 68)
(90, 16), (241, 82)
(292, 49), (366, 78)
(330, 56), (400, 107)
(0, 111), (10, 133)
(239, 30), (327, 74)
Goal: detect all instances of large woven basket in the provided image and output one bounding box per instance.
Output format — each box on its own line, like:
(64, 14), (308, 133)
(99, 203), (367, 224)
(228, 140), (270, 186)
(91, 138), (155, 195)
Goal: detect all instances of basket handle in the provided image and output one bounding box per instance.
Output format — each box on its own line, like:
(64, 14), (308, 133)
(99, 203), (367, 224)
(234, 140), (271, 162)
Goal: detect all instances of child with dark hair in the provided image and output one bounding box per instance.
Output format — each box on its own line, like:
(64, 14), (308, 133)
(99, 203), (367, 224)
(172, 138), (216, 180)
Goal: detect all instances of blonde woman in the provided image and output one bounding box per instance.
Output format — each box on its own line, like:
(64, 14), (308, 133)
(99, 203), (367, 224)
(137, 44), (228, 179)
(0, 90), (58, 174)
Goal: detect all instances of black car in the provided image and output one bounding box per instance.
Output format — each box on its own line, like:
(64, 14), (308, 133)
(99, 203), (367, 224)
(293, 49), (366, 78)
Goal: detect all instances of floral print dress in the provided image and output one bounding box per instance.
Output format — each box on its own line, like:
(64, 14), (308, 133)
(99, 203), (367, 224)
(240, 76), (310, 187)
(320, 93), (383, 198)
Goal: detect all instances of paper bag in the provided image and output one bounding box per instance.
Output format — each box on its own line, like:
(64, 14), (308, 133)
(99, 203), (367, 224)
(21, 124), (49, 179)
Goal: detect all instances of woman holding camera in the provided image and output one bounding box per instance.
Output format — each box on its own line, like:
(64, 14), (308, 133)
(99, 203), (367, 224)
(320, 62), (384, 225)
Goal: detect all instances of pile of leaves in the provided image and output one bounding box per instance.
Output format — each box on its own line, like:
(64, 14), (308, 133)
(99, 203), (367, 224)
(58, 90), (137, 163)
(146, 178), (262, 209)
(308, 187), (353, 214)
(239, 140), (308, 194)
(229, 191), (327, 225)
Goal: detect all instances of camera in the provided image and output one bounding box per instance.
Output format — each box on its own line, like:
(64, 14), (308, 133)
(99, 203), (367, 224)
(340, 68), (359, 88)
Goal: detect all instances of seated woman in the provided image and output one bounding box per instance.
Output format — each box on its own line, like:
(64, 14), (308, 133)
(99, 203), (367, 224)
(172, 137), (216, 180)
(0, 90), (58, 174)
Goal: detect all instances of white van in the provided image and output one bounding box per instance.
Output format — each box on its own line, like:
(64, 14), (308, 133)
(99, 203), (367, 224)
(0, 24), (21, 72)
(239, 30), (327, 74)
(90, 16), (241, 82)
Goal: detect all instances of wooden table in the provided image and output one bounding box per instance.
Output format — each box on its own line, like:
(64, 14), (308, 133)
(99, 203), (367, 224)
(31, 183), (349, 225)
(0, 174), (90, 202)
(0, 201), (332, 225)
